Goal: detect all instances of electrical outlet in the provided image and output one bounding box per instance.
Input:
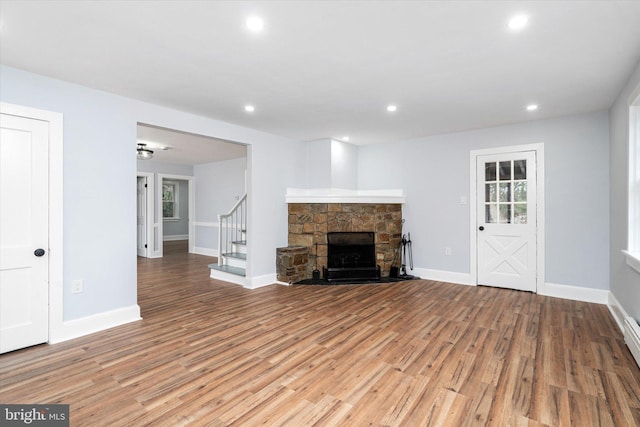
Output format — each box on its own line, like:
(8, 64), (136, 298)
(71, 279), (84, 294)
(445, 247), (452, 256)
(460, 196), (467, 205)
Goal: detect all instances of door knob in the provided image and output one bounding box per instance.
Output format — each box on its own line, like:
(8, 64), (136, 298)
(34, 248), (46, 257)
(478, 226), (485, 231)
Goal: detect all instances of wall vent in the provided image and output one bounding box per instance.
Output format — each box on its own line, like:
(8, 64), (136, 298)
(624, 316), (640, 368)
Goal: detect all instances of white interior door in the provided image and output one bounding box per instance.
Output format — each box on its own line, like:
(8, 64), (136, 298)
(477, 151), (537, 292)
(0, 113), (49, 353)
(137, 176), (147, 257)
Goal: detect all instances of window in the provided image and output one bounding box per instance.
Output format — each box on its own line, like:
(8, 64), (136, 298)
(625, 97), (640, 273)
(162, 181), (179, 220)
(484, 159), (528, 224)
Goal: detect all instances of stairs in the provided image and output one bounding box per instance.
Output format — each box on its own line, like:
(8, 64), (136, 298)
(210, 234), (246, 276)
(209, 195), (247, 286)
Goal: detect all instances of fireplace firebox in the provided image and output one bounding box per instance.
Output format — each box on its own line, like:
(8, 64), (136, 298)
(324, 232), (380, 281)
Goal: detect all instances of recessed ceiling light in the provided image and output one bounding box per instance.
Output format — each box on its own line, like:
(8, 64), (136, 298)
(526, 104), (538, 111)
(244, 105), (255, 112)
(246, 16), (264, 32)
(387, 105), (397, 112)
(508, 14), (529, 30)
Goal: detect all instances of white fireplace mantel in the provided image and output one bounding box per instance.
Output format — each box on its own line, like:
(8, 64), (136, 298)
(285, 188), (405, 204)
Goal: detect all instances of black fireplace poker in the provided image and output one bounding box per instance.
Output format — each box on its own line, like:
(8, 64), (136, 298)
(312, 242), (320, 279)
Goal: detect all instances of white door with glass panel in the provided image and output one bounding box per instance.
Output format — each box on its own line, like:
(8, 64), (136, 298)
(0, 113), (49, 353)
(477, 151), (537, 292)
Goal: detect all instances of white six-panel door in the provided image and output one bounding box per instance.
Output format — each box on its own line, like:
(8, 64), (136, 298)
(0, 113), (50, 353)
(477, 151), (537, 292)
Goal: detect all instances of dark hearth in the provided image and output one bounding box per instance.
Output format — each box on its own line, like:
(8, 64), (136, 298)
(324, 232), (380, 281)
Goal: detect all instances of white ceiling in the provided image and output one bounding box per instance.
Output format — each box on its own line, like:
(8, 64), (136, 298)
(2, 1), (640, 148)
(137, 124), (246, 165)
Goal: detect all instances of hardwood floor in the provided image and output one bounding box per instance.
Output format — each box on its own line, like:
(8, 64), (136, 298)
(1, 251), (639, 426)
(163, 239), (189, 255)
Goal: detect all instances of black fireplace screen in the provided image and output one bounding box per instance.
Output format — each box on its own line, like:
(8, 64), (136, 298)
(325, 232), (380, 281)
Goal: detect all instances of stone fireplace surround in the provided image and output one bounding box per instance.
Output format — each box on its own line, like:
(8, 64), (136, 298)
(278, 188), (405, 283)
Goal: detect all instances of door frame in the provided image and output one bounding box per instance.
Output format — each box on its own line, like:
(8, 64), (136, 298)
(1, 102), (63, 343)
(136, 173), (155, 258)
(469, 143), (545, 291)
(158, 173), (195, 256)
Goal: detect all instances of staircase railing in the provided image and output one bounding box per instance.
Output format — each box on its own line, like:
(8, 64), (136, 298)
(217, 194), (247, 266)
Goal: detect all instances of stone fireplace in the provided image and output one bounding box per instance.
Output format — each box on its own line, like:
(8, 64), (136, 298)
(278, 188), (405, 282)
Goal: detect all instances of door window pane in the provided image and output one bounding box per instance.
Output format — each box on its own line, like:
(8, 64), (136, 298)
(499, 183), (511, 202)
(513, 181), (527, 202)
(486, 183), (497, 202)
(499, 204), (512, 224)
(485, 162), (496, 181)
(514, 204), (527, 224)
(499, 161), (511, 180)
(514, 160), (527, 179)
(482, 157), (530, 227)
(486, 204), (497, 223)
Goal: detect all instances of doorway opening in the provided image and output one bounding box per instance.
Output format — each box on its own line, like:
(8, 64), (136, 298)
(135, 123), (247, 261)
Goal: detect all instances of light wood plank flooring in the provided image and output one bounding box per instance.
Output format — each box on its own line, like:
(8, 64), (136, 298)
(1, 251), (639, 426)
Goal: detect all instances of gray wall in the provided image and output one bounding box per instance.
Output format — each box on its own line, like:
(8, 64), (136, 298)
(359, 111), (611, 290)
(302, 138), (359, 189)
(305, 140), (332, 188)
(195, 157), (246, 223)
(331, 139), (358, 189)
(609, 60), (640, 321)
(194, 157), (247, 251)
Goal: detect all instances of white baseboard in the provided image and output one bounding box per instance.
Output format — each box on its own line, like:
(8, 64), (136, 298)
(163, 234), (188, 241)
(273, 280), (290, 286)
(538, 282), (609, 304)
(606, 293), (640, 368)
(245, 273), (279, 289)
(49, 304), (141, 344)
(624, 316), (640, 368)
(608, 292), (628, 332)
(414, 268), (609, 306)
(193, 246), (218, 257)
(412, 268), (474, 286)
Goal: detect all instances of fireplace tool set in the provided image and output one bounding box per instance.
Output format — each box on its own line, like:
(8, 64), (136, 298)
(391, 220), (419, 280)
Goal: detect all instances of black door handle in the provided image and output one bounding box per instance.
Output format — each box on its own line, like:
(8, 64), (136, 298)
(34, 248), (46, 257)
(479, 226), (485, 231)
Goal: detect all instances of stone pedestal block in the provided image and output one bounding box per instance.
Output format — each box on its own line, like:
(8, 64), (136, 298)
(276, 246), (309, 284)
